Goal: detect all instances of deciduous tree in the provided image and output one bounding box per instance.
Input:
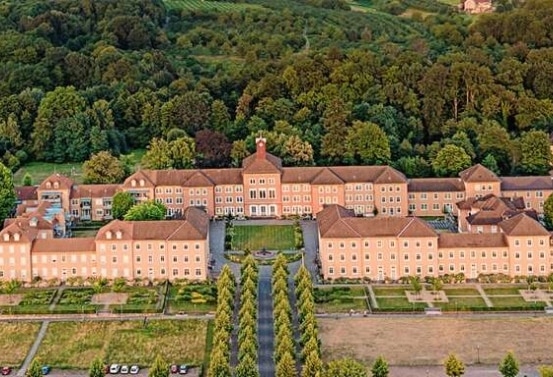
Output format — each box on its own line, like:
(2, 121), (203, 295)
(344, 121), (391, 165)
(112, 192), (135, 220)
(83, 151), (126, 184)
(26, 358), (43, 377)
(432, 145), (472, 177)
(0, 162), (16, 225)
(518, 130), (552, 175)
(124, 200), (166, 221)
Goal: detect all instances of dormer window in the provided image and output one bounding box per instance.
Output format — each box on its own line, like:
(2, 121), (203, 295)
(46, 182), (51, 189)
(116, 231), (122, 239)
(131, 180), (136, 187)
(13, 233), (20, 242)
(139, 179), (145, 187)
(53, 182), (59, 189)
(2, 233), (9, 241)
(106, 231), (112, 239)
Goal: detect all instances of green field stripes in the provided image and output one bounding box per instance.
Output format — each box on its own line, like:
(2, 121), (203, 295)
(232, 225), (295, 251)
(164, 0), (261, 11)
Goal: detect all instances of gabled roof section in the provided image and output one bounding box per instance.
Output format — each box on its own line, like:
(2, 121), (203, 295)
(374, 166), (407, 184)
(311, 168), (344, 185)
(122, 170), (156, 188)
(185, 171), (214, 187)
(15, 186), (38, 201)
(459, 164), (500, 183)
(398, 217), (438, 238)
(71, 184), (119, 199)
(317, 204), (437, 238)
(242, 152), (282, 174)
(96, 207), (209, 241)
(500, 176), (553, 191)
(499, 213), (550, 236)
(408, 178), (465, 192)
(38, 174), (74, 190)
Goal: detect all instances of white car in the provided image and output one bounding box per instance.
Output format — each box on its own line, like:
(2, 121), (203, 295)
(109, 364), (120, 374)
(120, 365), (129, 374)
(130, 366), (140, 375)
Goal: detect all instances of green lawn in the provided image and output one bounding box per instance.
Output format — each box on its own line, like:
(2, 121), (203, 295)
(316, 299), (368, 313)
(231, 225), (295, 251)
(435, 296), (488, 310)
(489, 296), (545, 308)
(14, 161), (84, 185)
(376, 296), (427, 310)
(372, 286), (407, 296)
(164, 0), (262, 11)
(36, 320), (208, 369)
(443, 287), (480, 296)
(167, 284), (217, 314)
(13, 149), (145, 186)
(483, 286), (525, 295)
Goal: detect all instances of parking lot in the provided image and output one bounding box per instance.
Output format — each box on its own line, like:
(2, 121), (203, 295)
(16, 367), (200, 377)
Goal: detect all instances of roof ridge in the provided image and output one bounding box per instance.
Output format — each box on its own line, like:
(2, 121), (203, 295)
(397, 217), (415, 237)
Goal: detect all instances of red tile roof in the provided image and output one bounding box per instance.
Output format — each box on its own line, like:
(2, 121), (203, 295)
(459, 164), (500, 183)
(15, 186), (38, 201)
(32, 238), (95, 253)
(439, 233), (507, 248)
(408, 178), (464, 192)
(500, 176), (553, 191)
(499, 213), (550, 236)
(317, 204), (437, 238)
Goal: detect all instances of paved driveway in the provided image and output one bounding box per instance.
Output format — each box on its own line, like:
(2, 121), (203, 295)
(301, 220), (320, 282)
(257, 266), (275, 377)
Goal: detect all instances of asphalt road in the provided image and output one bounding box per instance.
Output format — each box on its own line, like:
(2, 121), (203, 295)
(257, 266), (275, 377)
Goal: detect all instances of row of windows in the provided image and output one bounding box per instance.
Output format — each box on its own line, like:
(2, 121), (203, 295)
(325, 250), (552, 262)
(249, 189), (276, 200)
(346, 194), (374, 202)
(283, 195), (311, 203)
(99, 243), (203, 251)
(409, 193), (465, 200)
(326, 240), (435, 249)
(283, 206), (312, 214)
(215, 186), (244, 194)
(326, 264), (553, 276)
(215, 196), (244, 204)
(346, 184), (373, 192)
(249, 178), (275, 185)
(101, 255), (203, 263)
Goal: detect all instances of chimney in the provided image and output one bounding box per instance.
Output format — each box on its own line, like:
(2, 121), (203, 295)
(256, 137), (267, 160)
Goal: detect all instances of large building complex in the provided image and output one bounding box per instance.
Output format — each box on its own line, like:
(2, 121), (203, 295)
(3, 138), (553, 282)
(18, 139), (553, 221)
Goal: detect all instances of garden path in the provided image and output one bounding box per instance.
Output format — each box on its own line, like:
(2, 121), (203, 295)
(366, 285), (379, 309)
(257, 266), (275, 377)
(476, 284), (494, 307)
(17, 320), (49, 376)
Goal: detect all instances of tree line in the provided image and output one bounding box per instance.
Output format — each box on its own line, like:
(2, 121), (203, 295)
(1, 0), (553, 178)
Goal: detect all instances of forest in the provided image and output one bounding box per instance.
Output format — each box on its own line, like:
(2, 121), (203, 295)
(1, 0), (553, 180)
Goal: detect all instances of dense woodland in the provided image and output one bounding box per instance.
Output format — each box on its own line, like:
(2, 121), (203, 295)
(1, 0), (553, 180)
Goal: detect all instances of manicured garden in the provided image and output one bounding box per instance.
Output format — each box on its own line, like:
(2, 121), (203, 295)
(0, 288), (57, 314)
(0, 322), (41, 366)
(314, 286), (369, 313)
(230, 225), (296, 251)
(35, 320), (208, 369)
(167, 282), (217, 314)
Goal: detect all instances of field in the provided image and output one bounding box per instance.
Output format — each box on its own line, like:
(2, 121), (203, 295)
(319, 317), (553, 366)
(314, 286), (368, 313)
(164, 0), (262, 11)
(13, 149), (145, 186)
(0, 322), (41, 366)
(232, 225), (295, 251)
(167, 283), (217, 314)
(35, 320), (208, 369)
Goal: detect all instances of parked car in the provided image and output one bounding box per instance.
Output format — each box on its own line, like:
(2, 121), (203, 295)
(178, 365), (188, 375)
(41, 366), (51, 375)
(109, 364), (121, 374)
(1, 367), (11, 375)
(120, 365), (129, 374)
(170, 364), (178, 374)
(129, 365), (140, 375)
